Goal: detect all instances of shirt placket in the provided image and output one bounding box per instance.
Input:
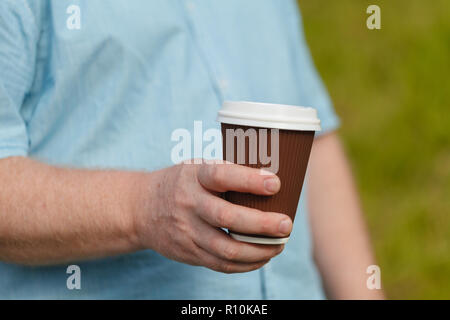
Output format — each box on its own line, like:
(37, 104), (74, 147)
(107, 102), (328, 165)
(179, 0), (231, 102)
(178, 0), (269, 299)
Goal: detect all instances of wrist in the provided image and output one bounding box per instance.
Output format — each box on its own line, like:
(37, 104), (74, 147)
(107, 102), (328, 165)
(127, 169), (163, 252)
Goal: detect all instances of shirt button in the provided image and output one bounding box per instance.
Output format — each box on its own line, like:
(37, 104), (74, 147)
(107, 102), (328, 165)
(218, 79), (229, 91)
(186, 0), (196, 12)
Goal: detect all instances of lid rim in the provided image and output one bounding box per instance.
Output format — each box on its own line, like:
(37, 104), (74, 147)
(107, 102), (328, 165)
(217, 115), (321, 131)
(217, 110), (321, 125)
(217, 101), (322, 132)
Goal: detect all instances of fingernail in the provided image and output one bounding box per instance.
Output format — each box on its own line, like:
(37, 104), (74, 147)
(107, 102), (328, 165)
(264, 177), (280, 193)
(279, 219), (292, 235)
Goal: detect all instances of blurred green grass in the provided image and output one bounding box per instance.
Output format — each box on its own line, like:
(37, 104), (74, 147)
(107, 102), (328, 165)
(299, 0), (450, 299)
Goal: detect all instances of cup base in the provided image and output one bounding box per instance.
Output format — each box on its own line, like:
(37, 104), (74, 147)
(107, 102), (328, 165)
(229, 232), (290, 245)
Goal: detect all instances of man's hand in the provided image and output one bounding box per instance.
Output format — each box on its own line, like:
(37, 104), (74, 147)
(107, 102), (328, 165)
(0, 157), (290, 273)
(135, 160), (291, 273)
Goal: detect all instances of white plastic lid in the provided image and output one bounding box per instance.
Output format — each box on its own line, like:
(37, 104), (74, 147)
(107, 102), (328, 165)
(216, 101), (321, 131)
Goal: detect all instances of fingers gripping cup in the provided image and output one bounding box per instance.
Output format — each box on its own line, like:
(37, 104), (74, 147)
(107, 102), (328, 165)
(217, 101), (321, 245)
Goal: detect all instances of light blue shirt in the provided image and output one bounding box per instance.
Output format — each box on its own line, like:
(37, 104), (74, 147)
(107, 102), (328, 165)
(0, 0), (339, 299)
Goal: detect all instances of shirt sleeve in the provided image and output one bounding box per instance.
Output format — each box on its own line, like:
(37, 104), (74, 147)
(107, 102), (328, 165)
(289, 1), (340, 135)
(0, 0), (40, 159)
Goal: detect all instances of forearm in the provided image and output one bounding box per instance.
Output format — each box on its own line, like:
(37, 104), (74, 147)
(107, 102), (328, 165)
(0, 156), (147, 265)
(307, 133), (384, 299)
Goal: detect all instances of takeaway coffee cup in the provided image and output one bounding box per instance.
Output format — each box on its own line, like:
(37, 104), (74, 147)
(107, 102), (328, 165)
(217, 101), (321, 245)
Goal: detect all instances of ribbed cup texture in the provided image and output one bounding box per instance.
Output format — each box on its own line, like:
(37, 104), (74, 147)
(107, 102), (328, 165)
(221, 123), (315, 238)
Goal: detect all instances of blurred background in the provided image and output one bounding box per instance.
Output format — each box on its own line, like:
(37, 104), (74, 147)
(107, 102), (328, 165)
(299, 0), (450, 299)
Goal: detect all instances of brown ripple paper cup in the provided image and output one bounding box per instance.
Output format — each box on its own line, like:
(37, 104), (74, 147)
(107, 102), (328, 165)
(217, 101), (321, 245)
